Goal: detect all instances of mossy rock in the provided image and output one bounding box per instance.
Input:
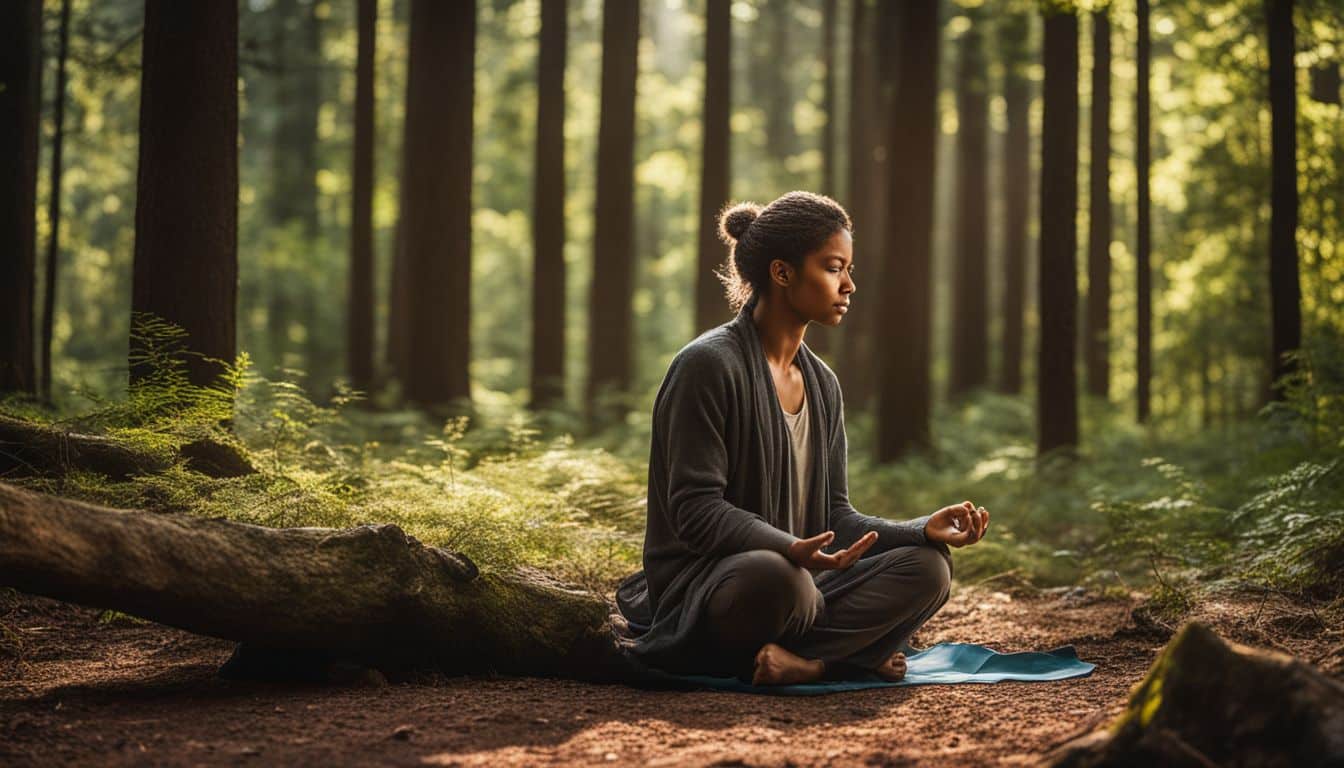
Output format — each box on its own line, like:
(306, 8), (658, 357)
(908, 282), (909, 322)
(1048, 621), (1344, 767)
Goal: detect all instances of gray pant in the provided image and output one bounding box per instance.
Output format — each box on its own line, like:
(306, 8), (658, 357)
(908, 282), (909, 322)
(698, 545), (952, 678)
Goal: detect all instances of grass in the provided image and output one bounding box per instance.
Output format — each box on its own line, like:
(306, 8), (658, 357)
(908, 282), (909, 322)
(3, 321), (1342, 610)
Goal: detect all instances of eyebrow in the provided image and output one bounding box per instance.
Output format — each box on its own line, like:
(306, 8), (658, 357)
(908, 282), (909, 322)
(823, 253), (852, 264)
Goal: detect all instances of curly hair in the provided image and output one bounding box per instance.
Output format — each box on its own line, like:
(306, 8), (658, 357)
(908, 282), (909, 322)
(714, 191), (853, 312)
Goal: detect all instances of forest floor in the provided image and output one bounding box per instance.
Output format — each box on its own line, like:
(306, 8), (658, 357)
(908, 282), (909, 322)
(2, 581), (1340, 767)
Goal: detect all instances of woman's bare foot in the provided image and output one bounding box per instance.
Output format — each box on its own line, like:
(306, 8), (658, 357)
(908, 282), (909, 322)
(751, 643), (825, 686)
(875, 651), (907, 682)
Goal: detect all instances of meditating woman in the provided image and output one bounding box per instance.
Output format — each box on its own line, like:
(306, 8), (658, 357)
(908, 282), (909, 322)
(615, 190), (991, 685)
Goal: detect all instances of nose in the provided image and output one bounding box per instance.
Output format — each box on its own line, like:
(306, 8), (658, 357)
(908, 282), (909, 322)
(842, 271), (855, 295)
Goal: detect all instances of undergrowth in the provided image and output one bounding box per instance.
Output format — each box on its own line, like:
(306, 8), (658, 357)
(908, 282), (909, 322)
(2, 319), (1342, 613)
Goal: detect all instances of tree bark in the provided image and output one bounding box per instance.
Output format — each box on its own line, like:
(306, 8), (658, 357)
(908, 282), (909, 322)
(821, 0), (838, 199)
(270, 0), (323, 237)
(1038, 6), (1080, 455)
(754, 0), (796, 165)
(876, 0), (939, 462)
(1267, 0), (1300, 400)
(40, 0), (73, 404)
(949, 8), (990, 399)
(0, 415), (254, 480)
(839, 0), (878, 410)
(1047, 622), (1344, 767)
(998, 11), (1031, 396)
(131, 0), (239, 394)
(0, 482), (632, 682)
(531, 0), (569, 410)
(0, 0), (41, 396)
(347, 0), (377, 396)
(1085, 7), (1112, 401)
(695, 0), (731, 336)
(586, 0), (639, 427)
(400, 0), (475, 407)
(808, 0), (838, 359)
(1136, 0), (1152, 423)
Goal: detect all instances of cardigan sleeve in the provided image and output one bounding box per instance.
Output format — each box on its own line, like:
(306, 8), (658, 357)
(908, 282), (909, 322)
(659, 347), (799, 558)
(825, 387), (939, 555)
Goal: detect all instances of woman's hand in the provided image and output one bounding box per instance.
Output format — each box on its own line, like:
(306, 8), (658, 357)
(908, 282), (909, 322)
(786, 530), (878, 571)
(924, 501), (989, 548)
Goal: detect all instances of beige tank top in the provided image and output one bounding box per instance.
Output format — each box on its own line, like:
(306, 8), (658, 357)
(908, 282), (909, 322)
(781, 388), (811, 537)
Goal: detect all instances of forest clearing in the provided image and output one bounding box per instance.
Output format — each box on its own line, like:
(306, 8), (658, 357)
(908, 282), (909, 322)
(3, 0), (1343, 765)
(6, 573), (1336, 766)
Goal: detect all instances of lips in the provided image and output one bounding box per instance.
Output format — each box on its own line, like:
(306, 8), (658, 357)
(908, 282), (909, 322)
(834, 302), (850, 313)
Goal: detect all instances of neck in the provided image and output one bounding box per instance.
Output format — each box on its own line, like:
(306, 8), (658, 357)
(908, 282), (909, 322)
(750, 294), (808, 369)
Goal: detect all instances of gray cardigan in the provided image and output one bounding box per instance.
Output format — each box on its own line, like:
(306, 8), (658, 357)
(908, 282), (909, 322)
(616, 296), (939, 671)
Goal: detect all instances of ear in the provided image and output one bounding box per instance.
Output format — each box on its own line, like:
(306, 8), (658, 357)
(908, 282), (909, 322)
(769, 259), (792, 287)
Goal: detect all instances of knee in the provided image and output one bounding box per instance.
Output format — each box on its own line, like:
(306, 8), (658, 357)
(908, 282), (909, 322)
(910, 545), (952, 605)
(708, 550), (820, 626)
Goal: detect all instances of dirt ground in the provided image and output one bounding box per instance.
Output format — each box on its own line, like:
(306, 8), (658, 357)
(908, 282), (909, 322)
(2, 582), (1339, 767)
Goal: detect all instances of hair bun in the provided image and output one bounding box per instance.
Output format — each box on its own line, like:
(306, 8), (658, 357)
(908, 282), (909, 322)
(718, 202), (762, 244)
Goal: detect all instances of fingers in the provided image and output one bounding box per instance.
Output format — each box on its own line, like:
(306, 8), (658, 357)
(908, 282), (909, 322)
(813, 531), (877, 570)
(800, 530), (835, 555)
(845, 531), (878, 560)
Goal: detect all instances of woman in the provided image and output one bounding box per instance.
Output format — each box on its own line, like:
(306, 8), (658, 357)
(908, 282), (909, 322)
(616, 191), (990, 685)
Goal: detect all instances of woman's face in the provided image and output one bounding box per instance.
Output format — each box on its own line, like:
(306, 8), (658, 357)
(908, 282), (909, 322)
(770, 228), (855, 327)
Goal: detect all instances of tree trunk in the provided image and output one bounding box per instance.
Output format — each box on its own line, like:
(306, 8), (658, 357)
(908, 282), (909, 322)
(347, 0), (377, 396)
(0, 414), (254, 480)
(808, 0), (839, 359)
(694, 0), (731, 336)
(271, 0), (323, 236)
(586, 0), (639, 427)
(1267, 0), (1300, 400)
(821, 0), (838, 199)
(1309, 62), (1340, 105)
(949, 8), (990, 399)
(400, 0), (475, 408)
(876, 0), (939, 462)
(754, 0), (796, 166)
(40, 0), (72, 403)
(0, 482), (633, 682)
(998, 11), (1031, 396)
(839, 0), (878, 410)
(131, 0), (238, 394)
(531, 0), (568, 409)
(1038, 7), (1080, 455)
(1085, 7), (1112, 401)
(387, 205), (408, 382)
(1136, 0), (1152, 423)
(0, 0), (40, 396)
(1047, 622), (1344, 767)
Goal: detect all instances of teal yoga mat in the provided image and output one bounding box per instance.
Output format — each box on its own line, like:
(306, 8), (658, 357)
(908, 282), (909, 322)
(643, 642), (1095, 696)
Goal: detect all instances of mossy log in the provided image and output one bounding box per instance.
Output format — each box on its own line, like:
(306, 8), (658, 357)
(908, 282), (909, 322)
(1047, 621), (1344, 767)
(0, 482), (637, 682)
(0, 414), (254, 480)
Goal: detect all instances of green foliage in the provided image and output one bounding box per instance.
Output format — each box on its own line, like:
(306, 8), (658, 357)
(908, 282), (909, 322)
(3, 334), (645, 588)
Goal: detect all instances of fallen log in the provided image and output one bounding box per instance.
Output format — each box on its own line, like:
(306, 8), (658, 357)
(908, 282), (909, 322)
(0, 414), (254, 480)
(0, 482), (635, 682)
(1046, 621), (1344, 767)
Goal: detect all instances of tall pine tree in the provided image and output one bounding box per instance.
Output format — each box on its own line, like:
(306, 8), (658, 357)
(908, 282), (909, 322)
(876, 0), (939, 462)
(0, 0), (40, 396)
(399, 0), (476, 407)
(694, 0), (731, 335)
(949, 8), (990, 399)
(531, 0), (569, 409)
(1037, 4), (1080, 454)
(586, 0), (640, 425)
(131, 0), (239, 393)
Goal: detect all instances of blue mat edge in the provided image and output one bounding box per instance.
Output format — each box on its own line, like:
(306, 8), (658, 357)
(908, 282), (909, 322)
(637, 643), (1096, 697)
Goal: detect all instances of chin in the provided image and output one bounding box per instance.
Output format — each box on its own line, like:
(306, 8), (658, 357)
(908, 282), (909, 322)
(817, 313), (845, 328)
